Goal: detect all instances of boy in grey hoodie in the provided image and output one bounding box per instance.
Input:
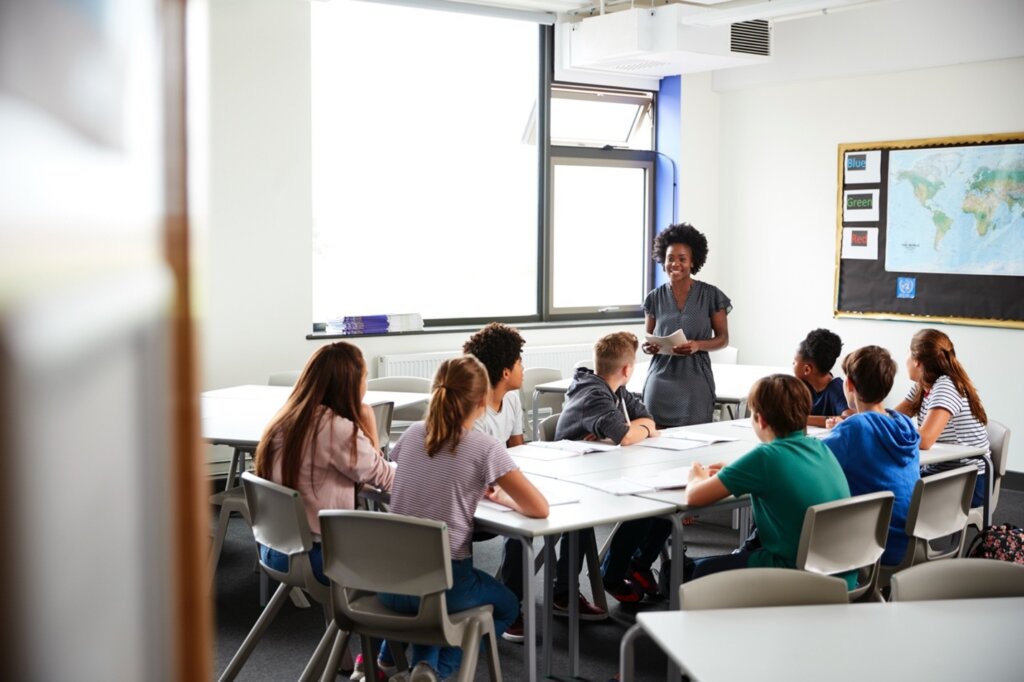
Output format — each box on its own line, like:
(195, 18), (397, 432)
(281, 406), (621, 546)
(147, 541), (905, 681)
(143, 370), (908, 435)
(821, 345), (921, 565)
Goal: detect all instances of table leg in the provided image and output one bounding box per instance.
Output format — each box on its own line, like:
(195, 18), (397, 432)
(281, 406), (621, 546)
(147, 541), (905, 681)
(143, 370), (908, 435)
(619, 623), (644, 682)
(542, 537), (556, 679)
(520, 536), (537, 682)
(532, 388), (542, 441)
(568, 531), (580, 677)
(667, 514), (685, 681)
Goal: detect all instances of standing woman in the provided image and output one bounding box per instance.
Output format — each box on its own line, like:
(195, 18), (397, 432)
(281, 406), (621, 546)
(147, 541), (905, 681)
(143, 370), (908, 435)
(642, 223), (732, 427)
(254, 341), (395, 582)
(895, 328), (990, 507)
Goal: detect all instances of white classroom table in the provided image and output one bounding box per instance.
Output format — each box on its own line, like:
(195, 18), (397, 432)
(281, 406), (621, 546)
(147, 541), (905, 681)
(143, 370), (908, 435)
(530, 362), (790, 440)
(625, 597), (1024, 682)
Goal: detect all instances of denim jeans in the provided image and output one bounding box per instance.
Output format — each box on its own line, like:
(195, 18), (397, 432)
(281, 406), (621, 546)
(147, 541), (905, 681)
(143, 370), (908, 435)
(688, 547), (752, 581)
(258, 543), (329, 585)
(378, 557), (518, 679)
(600, 517), (673, 584)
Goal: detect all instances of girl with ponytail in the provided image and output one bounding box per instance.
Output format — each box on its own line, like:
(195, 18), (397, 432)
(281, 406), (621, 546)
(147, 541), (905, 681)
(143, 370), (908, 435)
(379, 355), (548, 682)
(896, 328), (990, 506)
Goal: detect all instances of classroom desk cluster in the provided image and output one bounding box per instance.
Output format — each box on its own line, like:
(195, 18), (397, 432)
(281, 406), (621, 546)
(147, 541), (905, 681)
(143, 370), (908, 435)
(203, 382), (991, 682)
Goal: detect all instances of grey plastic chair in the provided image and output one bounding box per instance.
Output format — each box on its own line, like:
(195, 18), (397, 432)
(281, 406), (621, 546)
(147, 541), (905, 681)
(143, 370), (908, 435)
(370, 400), (394, 455)
(218, 473), (348, 682)
(880, 465), (977, 587)
(889, 558), (1024, 601)
(367, 376), (431, 442)
(268, 370), (301, 386)
(313, 510), (502, 682)
(967, 420), (1010, 529)
(796, 490), (894, 602)
(521, 367), (562, 441)
(621, 569), (847, 681)
(538, 413), (561, 442)
(678, 568), (850, 610)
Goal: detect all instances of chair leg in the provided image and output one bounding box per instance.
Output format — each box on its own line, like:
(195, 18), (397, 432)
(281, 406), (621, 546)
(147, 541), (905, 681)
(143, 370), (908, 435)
(208, 505), (234, 592)
(300, 621), (340, 682)
(619, 623), (645, 682)
(315, 625), (350, 682)
(584, 528), (608, 612)
(218, 583), (294, 682)
(483, 622), (502, 682)
(455, 620), (482, 682)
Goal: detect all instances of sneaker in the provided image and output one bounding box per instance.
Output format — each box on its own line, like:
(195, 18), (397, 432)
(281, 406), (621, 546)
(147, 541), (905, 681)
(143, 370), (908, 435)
(628, 562), (661, 598)
(501, 613), (525, 643)
(351, 654), (364, 681)
(409, 661), (439, 682)
(552, 592), (607, 621)
(602, 577), (642, 603)
(353, 655), (396, 681)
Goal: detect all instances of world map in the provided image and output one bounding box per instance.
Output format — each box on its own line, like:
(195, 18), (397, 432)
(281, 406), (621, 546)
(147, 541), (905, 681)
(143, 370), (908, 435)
(885, 143), (1024, 276)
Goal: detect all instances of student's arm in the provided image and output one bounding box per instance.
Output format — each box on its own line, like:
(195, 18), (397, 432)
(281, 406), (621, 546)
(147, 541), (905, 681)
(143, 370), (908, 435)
(620, 418), (658, 446)
(685, 461), (730, 506)
(506, 434), (525, 448)
(489, 469), (549, 518)
(807, 415), (828, 428)
(917, 407), (952, 449)
(893, 399), (913, 417)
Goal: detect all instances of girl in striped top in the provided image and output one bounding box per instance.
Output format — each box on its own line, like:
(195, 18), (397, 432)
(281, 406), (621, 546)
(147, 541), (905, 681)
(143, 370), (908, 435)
(380, 356), (548, 682)
(895, 328), (989, 507)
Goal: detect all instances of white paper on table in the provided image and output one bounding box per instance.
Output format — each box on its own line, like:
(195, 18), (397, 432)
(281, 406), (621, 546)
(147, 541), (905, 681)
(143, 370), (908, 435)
(477, 499), (516, 513)
(582, 478), (656, 495)
(623, 474), (688, 491)
(660, 428), (739, 444)
(645, 329), (688, 355)
(807, 426), (830, 439)
(514, 444), (584, 460)
(730, 421), (754, 429)
(634, 437), (707, 451)
(533, 488), (581, 506)
(526, 440), (617, 455)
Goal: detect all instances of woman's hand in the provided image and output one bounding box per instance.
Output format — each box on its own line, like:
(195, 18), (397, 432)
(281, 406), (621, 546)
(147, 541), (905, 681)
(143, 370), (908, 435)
(642, 342), (659, 355)
(672, 341), (701, 356)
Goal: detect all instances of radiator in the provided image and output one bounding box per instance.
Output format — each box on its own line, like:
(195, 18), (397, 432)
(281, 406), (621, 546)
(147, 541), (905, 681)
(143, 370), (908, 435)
(376, 343), (593, 380)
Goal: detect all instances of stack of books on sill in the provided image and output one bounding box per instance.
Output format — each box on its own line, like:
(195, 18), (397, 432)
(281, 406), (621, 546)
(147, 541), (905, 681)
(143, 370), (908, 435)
(326, 313), (423, 335)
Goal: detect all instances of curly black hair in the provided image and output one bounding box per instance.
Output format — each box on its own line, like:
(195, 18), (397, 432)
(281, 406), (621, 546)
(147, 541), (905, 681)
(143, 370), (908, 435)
(652, 223), (709, 274)
(462, 323), (526, 387)
(797, 328), (843, 373)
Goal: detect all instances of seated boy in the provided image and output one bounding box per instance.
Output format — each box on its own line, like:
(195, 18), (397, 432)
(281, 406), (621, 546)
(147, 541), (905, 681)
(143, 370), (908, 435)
(686, 374), (855, 588)
(557, 331), (668, 603)
(462, 323), (532, 641)
(793, 328), (849, 427)
(821, 346), (920, 566)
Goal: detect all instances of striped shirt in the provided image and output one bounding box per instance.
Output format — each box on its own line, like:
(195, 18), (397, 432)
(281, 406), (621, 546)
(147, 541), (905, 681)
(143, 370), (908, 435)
(389, 422), (517, 559)
(906, 375), (989, 474)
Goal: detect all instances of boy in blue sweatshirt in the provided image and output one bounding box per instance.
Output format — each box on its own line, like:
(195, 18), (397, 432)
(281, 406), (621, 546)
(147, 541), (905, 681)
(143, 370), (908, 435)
(821, 345), (920, 565)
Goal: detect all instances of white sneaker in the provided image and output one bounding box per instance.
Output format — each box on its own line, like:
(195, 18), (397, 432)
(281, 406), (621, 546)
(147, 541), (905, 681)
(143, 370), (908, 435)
(409, 661), (439, 682)
(387, 672), (409, 682)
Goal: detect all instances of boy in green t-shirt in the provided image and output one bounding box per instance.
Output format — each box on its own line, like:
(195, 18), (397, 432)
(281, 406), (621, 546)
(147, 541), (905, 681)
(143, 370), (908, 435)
(686, 374), (854, 588)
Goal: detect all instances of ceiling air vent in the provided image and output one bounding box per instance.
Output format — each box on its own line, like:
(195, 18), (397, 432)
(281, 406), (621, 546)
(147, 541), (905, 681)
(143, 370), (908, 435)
(731, 20), (771, 56)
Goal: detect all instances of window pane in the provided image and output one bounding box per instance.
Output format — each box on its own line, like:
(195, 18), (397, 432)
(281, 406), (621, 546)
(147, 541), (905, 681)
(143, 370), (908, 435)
(311, 2), (538, 323)
(550, 88), (653, 150)
(551, 163), (648, 310)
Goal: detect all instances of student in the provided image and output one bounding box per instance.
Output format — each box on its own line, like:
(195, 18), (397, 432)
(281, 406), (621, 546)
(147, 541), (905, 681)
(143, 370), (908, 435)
(895, 328), (989, 507)
(462, 323), (529, 641)
(379, 356), (548, 682)
(792, 328), (849, 427)
(253, 342), (395, 681)
(685, 374), (855, 588)
(254, 341), (394, 582)
(821, 346), (920, 566)
(557, 331), (667, 603)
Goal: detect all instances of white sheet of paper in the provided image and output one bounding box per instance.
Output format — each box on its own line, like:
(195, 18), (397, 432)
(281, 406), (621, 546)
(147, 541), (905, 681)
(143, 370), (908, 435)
(514, 444), (583, 460)
(661, 429), (739, 444)
(623, 470), (689, 490)
(634, 437), (707, 451)
(645, 329), (688, 355)
(533, 488), (581, 506)
(844, 150), (881, 184)
(842, 189), (880, 222)
(583, 478), (656, 495)
(842, 227), (879, 260)
(527, 440), (617, 455)
(477, 499), (516, 513)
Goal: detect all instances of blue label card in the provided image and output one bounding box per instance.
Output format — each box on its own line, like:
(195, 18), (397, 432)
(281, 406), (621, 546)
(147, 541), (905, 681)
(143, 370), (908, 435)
(897, 277), (917, 299)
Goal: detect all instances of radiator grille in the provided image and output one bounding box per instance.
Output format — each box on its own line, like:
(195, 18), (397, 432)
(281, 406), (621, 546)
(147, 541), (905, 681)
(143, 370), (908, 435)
(376, 344), (593, 380)
(731, 20), (771, 56)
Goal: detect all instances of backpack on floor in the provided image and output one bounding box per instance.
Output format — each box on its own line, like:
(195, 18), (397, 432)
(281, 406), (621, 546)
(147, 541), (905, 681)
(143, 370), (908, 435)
(965, 524), (1024, 564)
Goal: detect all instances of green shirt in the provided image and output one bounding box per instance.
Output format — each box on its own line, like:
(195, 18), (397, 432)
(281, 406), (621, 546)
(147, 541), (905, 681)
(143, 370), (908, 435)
(717, 431), (856, 589)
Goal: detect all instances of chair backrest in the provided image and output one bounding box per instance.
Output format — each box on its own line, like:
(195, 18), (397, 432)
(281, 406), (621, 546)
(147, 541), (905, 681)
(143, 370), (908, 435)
(370, 400), (394, 453)
(890, 558), (1024, 601)
(708, 346), (738, 364)
(268, 371), (300, 386)
(538, 413), (560, 442)
(987, 421), (1010, 510)
(904, 465), (976, 560)
(367, 376), (431, 421)
(521, 367), (563, 437)
(679, 568), (849, 610)
(574, 358), (593, 371)
(797, 491), (894, 598)
(242, 471), (315, 556)
(320, 510), (452, 597)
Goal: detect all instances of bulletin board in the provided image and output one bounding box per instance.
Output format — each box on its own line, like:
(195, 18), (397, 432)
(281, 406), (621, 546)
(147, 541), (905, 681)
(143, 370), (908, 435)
(834, 132), (1024, 329)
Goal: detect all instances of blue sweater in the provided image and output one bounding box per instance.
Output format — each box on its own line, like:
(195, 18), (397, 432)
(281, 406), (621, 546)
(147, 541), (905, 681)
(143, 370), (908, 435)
(822, 410), (920, 565)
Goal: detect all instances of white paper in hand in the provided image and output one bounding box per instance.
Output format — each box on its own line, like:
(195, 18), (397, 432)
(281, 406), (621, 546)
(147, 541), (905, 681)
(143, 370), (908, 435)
(645, 329), (688, 355)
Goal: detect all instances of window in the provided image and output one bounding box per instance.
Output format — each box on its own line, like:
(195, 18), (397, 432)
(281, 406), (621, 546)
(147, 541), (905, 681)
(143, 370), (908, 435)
(311, 1), (538, 325)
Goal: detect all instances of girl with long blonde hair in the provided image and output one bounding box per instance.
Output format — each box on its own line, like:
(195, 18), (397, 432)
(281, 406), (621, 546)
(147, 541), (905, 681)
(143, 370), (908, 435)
(379, 355), (548, 682)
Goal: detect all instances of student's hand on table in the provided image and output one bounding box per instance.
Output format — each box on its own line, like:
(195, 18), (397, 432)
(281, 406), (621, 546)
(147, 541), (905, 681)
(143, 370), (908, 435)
(642, 342), (659, 355)
(583, 433), (598, 441)
(707, 462), (725, 475)
(484, 484), (515, 509)
(688, 461), (711, 483)
(825, 416), (844, 429)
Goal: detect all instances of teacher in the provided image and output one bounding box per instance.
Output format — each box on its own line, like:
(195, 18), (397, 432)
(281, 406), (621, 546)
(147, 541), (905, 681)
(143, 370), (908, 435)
(642, 223), (732, 427)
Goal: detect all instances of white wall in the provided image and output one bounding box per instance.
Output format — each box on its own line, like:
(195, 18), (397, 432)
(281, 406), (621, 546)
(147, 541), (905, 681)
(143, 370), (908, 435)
(681, 21), (1024, 469)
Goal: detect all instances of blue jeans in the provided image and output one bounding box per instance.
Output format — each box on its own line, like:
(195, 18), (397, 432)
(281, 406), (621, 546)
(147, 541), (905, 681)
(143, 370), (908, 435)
(688, 548), (752, 581)
(378, 558), (517, 679)
(258, 543), (329, 585)
(600, 517), (673, 584)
